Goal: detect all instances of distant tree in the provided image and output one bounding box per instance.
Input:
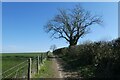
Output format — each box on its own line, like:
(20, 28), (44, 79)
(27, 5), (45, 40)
(50, 44), (57, 51)
(44, 4), (103, 47)
(82, 40), (93, 45)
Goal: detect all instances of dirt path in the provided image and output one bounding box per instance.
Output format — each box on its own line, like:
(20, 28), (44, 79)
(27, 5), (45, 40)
(48, 55), (81, 78)
(50, 56), (63, 78)
(53, 55), (82, 78)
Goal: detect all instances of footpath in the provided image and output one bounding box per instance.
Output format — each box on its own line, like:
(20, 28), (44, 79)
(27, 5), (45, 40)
(50, 55), (81, 78)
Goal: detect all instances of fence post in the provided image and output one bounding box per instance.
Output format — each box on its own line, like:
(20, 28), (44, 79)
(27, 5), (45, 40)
(43, 54), (44, 60)
(46, 51), (48, 59)
(41, 54), (43, 64)
(28, 58), (32, 80)
(37, 56), (39, 74)
(43, 54), (45, 63)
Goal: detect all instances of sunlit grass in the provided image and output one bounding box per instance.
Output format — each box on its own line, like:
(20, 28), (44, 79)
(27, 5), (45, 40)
(34, 59), (55, 78)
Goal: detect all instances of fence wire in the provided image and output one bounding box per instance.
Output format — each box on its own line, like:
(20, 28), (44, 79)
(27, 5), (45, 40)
(2, 60), (28, 78)
(2, 53), (48, 79)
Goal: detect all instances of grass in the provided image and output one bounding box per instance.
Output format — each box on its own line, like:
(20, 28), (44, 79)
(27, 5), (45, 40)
(2, 53), (44, 58)
(2, 53), (43, 71)
(1, 53), (45, 78)
(34, 59), (55, 78)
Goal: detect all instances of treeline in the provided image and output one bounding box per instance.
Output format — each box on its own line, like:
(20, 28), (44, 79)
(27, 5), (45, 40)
(53, 38), (120, 78)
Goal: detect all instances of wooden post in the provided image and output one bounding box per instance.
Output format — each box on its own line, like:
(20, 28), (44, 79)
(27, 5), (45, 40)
(44, 53), (45, 58)
(43, 54), (44, 63)
(37, 56), (39, 74)
(41, 54), (43, 64)
(28, 58), (32, 80)
(42, 54), (44, 63)
(46, 52), (48, 58)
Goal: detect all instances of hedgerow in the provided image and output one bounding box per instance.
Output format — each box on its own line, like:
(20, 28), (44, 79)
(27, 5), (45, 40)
(53, 38), (120, 78)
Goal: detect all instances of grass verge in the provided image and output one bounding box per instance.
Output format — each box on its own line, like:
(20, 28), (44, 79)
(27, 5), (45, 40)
(34, 59), (55, 78)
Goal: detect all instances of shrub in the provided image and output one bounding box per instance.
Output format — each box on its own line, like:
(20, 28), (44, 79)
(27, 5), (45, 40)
(53, 37), (120, 78)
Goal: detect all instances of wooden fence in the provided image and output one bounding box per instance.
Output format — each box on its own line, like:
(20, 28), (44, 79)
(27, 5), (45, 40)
(1, 52), (49, 79)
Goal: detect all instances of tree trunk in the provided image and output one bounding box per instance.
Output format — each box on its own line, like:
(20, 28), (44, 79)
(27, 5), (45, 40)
(69, 40), (77, 47)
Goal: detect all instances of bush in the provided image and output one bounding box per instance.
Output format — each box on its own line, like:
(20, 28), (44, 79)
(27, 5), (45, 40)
(53, 38), (120, 78)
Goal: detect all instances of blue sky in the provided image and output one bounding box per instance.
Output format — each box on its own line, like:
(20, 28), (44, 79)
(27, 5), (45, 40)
(2, 2), (118, 53)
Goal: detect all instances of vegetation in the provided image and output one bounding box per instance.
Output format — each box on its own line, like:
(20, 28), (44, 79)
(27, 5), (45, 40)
(50, 44), (57, 51)
(53, 37), (120, 78)
(34, 59), (55, 78)
(44, 4), (102, 46)
(2, 53), (44, 78)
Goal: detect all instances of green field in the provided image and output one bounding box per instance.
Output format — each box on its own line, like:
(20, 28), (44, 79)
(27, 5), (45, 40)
(1, 53), (46, 78)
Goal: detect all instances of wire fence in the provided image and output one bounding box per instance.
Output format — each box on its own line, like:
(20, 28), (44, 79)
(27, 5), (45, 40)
(1, 52), (49, 79)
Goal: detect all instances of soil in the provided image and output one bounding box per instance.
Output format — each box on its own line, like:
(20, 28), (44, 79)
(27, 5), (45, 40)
(50, 56), (63, 78)
(48, 55), (81, 78)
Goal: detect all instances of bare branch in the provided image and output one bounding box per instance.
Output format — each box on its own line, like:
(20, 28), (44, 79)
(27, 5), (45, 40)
(44, 4), (103, 46)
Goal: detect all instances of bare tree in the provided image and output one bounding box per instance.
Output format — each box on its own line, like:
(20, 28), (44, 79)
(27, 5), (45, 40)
(44, 4), (103, 47)
(50, 44), (57, 51)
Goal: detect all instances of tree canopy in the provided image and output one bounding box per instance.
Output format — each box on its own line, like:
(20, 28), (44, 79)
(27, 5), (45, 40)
(44, 4), (103, 46)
